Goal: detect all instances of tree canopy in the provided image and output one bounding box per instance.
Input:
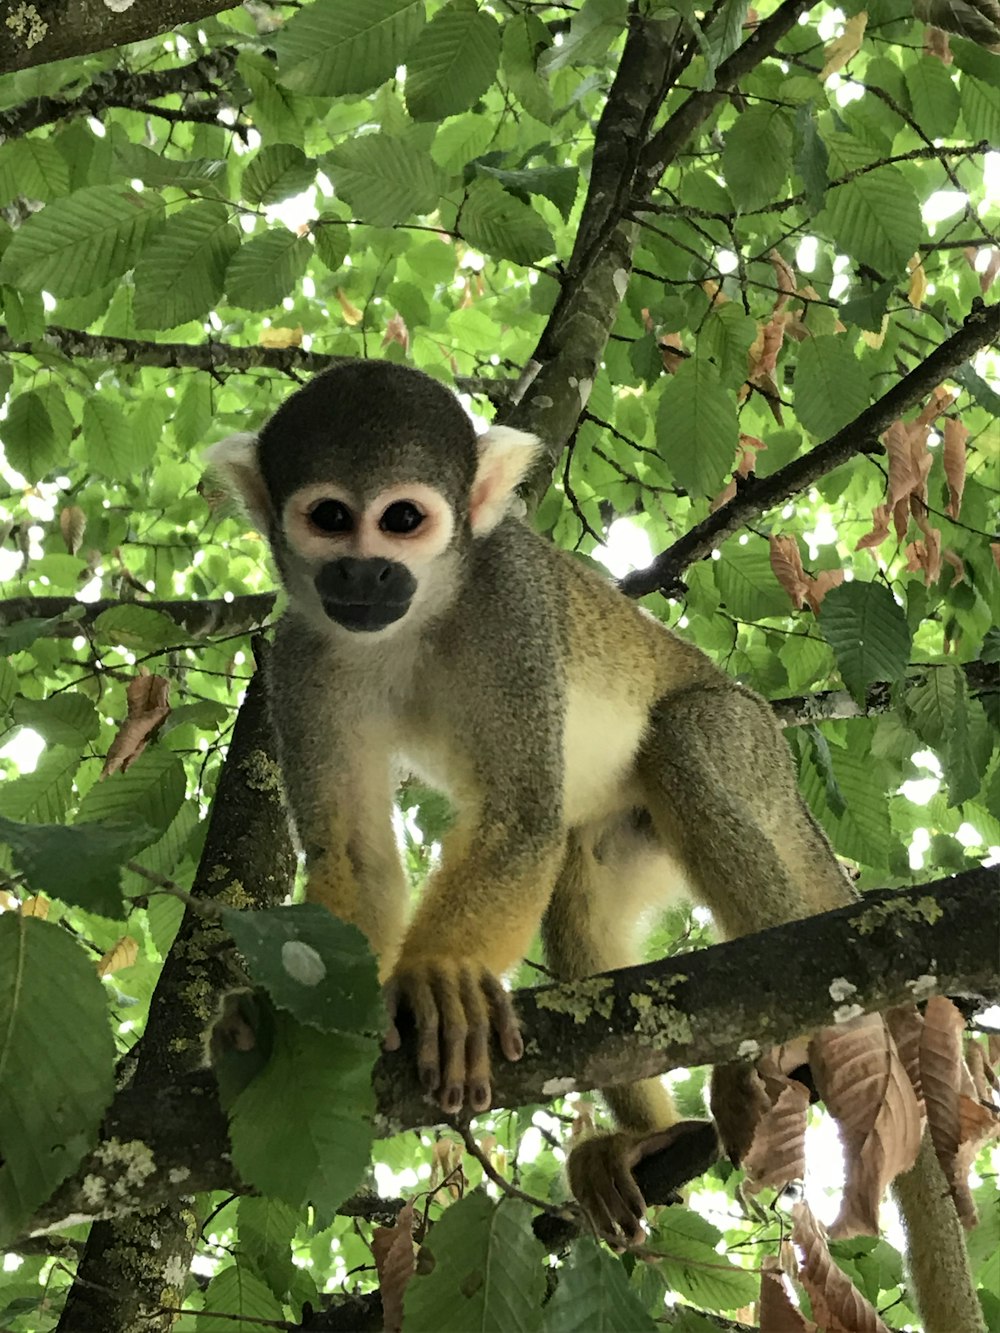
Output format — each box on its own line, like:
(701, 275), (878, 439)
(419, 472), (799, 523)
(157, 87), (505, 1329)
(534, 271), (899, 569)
(0, 2), (998, 1331)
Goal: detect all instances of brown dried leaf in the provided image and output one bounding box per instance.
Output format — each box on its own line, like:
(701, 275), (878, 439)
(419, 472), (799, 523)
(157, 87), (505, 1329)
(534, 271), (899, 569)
(101, 673), (171, 779)
(810, 1014), (922, 1238)
(59, 505), (87, 555)
(907, 255), (928, 309)
(769, 250), (797, 311)
(337, 288), (363, 325)
(97, 935), (139, 977)
(885, 1004), (925, 1111)
(989, 1033), (1000, 1071)
(942, 417), (969, 518)
(770, 536), (811, 610)
(743, 1075), (810, 1193)
(979, 248), (1000, 293)
(942, 548), (965, 585)
(372, 1200), (416, 1333)
(855, 503), (891, 552)
(381, 312), (409, 352)
(820, 12), (868, 80)
(749, 315), (787, 382)
(791, 1202), (892, 1333)
(920, 996), (1000, 1227)
(924, 22), (953, 57)
(20, 894), (49, 918)
(904, 531), (942, 586)
(804, 568), (845, 615)
(760, 1263), (818, 1332)
(992, 542), (1000, 572)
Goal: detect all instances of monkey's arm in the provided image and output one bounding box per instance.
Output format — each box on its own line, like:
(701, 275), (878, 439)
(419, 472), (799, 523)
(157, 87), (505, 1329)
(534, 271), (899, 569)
(385, 788), (567, 1115)
(268, 617), (409, 971)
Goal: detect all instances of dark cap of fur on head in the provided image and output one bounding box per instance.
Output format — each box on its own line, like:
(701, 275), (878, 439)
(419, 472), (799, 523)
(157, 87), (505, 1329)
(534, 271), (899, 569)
(257, 360), (479, 503)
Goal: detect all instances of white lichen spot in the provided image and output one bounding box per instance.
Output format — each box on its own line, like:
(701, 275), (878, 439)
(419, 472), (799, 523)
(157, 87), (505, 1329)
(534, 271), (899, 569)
(5, 3), (48, 46)
(737, 1039), (761, 1060)
(542, 1076), (577, 1097)
(828, 977), (858, 1003)
(531, 394), (554, 409)
(907, 973), (938, 1001)
(612, 268), (629, 299)
(576, 377), (593, 409)
(281, 939), (327, 986)
(80, 1174), (108, 1207)
(163, 1256), (188, 1288)
(833, 1002), (865, 1023)
(104, 0), (137, 9)
(94, 1138), (156, 1196)
(168, 1166), (191, 1185)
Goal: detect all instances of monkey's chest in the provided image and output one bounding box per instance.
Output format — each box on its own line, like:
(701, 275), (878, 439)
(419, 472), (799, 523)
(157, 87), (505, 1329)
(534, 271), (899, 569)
(562, 683), (648, 825)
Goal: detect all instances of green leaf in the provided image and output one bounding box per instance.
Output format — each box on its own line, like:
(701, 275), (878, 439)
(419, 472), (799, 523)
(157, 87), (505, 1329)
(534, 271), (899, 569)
(794, 103), (829, 213)
(476, 165), (578, 220)
(83, 395), (152, 480)
(961, 76), (1000, 143)
(459, 178), (553, 263)
(715, 537), (794, 621)
(839, 280), (893, 333)
(540, 0), (627, 74)
(542, 1239), (656, 1332)
(278, 0), (425, 97)
(91, 605), (180, 651)
(113, 143), (228, 189)
(242, 144), (316, 206)
(0, 390), (58, 482)
(221, 903), (382, 1036)
(655, 357), (738, 497)
(325, 133), (447, 226)
(404, 1193), (545, 1332)
(237, 1196), (300, 1301)
(700, 303), (756, 390)
(133, 201), (240, 330)
(793, 335), (870, 437)
(903, 665), (991, 806)
(949, 37), (1000, 85)
(819, 134), (921, 275)
(431, 113), (496, 172)
(905, 58), (960, 138)
(648, 1211), (757, 1313)
(0, 748), (81, 827)
(818, 580), (912, 702)
(0, 186), (164, 297)
(722, 106), (791, 211)
(228, 1011), (376, 1214)
(198, 1265), (285, 1333)
(0, 816), (152, 917)
(0, 660), (16, 714)
(799, 739), (891, 866)
(11, 694), (99, 747)
(501, 12), (554, 123)
(173, 376), (214, 449)
(0, 915), (115, 1244)
(312, 217), (350, 272)
(224, 228), (309, 311)
(75, 748), (186, 847)
(0, 138), (69, 205)
(405, 0), (501, 122)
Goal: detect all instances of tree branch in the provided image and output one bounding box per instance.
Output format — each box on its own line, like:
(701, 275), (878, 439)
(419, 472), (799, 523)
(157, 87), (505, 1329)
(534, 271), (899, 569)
(0, 326), (508, 403)
(27, 871), (997, 1237)
(0, 0), (241, 75)
(620, 299), (1000, 598)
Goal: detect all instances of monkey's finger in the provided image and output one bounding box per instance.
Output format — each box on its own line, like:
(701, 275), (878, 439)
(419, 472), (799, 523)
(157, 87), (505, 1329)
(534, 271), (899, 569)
(459, 971), (492, 1112)
(382, 980), (402, 1052)
(438, 982), (471, 1115)
(408, 981), (443, 1095)
(480, 973), (523, 1063)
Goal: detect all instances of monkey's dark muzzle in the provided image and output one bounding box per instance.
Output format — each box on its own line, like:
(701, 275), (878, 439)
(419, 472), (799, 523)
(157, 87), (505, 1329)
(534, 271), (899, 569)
(315, 557), (417, 633)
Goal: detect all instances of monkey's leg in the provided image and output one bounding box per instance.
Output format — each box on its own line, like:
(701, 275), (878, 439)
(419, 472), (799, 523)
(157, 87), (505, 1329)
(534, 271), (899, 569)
(384, 811), (567, 1115)
(636, 684), (856, 1156)
(543, 821), (711, 1241)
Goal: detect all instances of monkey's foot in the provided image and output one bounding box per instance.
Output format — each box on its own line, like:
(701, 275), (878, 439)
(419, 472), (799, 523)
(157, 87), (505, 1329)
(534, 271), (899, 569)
(568, 1121), (719, 1244)
(383, 958), (523, 1114)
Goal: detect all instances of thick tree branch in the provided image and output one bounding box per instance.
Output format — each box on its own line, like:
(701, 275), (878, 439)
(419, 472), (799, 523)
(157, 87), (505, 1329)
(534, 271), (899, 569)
(621, 299), (1000, 597)
(27, 871), (997, 1236)
(0, 48), (239, 140)
(0, 0), (241, 75)
(57, 656), (295, 1333)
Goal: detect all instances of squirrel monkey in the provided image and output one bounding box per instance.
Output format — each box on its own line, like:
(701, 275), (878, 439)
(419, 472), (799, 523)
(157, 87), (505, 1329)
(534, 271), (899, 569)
(208, 360), (856, 1239)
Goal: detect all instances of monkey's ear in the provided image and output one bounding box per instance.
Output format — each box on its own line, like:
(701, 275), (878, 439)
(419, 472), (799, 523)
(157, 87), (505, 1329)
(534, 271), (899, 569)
(469, 426), (543, 536)
(204, 432), (272, 532)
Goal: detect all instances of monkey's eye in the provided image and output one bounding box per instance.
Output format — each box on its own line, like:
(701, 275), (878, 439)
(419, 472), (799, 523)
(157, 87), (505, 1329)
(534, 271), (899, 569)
(308, 499), (353, 535)
(380, 501), (425, 535)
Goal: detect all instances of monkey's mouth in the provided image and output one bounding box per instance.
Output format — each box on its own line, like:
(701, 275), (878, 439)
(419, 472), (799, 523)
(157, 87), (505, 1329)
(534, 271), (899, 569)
(321, 600), (411, 632)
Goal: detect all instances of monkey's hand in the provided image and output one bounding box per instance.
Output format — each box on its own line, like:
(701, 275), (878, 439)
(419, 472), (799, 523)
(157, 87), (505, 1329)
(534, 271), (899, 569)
(383, 958), (523, 1114)
(568, 1121), (719, 1245)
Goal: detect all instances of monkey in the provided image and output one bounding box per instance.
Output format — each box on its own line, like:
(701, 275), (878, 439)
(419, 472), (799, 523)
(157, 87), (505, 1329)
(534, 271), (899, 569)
(206, 358), (857, 1240)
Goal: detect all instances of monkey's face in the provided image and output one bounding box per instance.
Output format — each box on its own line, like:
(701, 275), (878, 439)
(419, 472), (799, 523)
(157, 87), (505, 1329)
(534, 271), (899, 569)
(280, 479), (457, 634)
